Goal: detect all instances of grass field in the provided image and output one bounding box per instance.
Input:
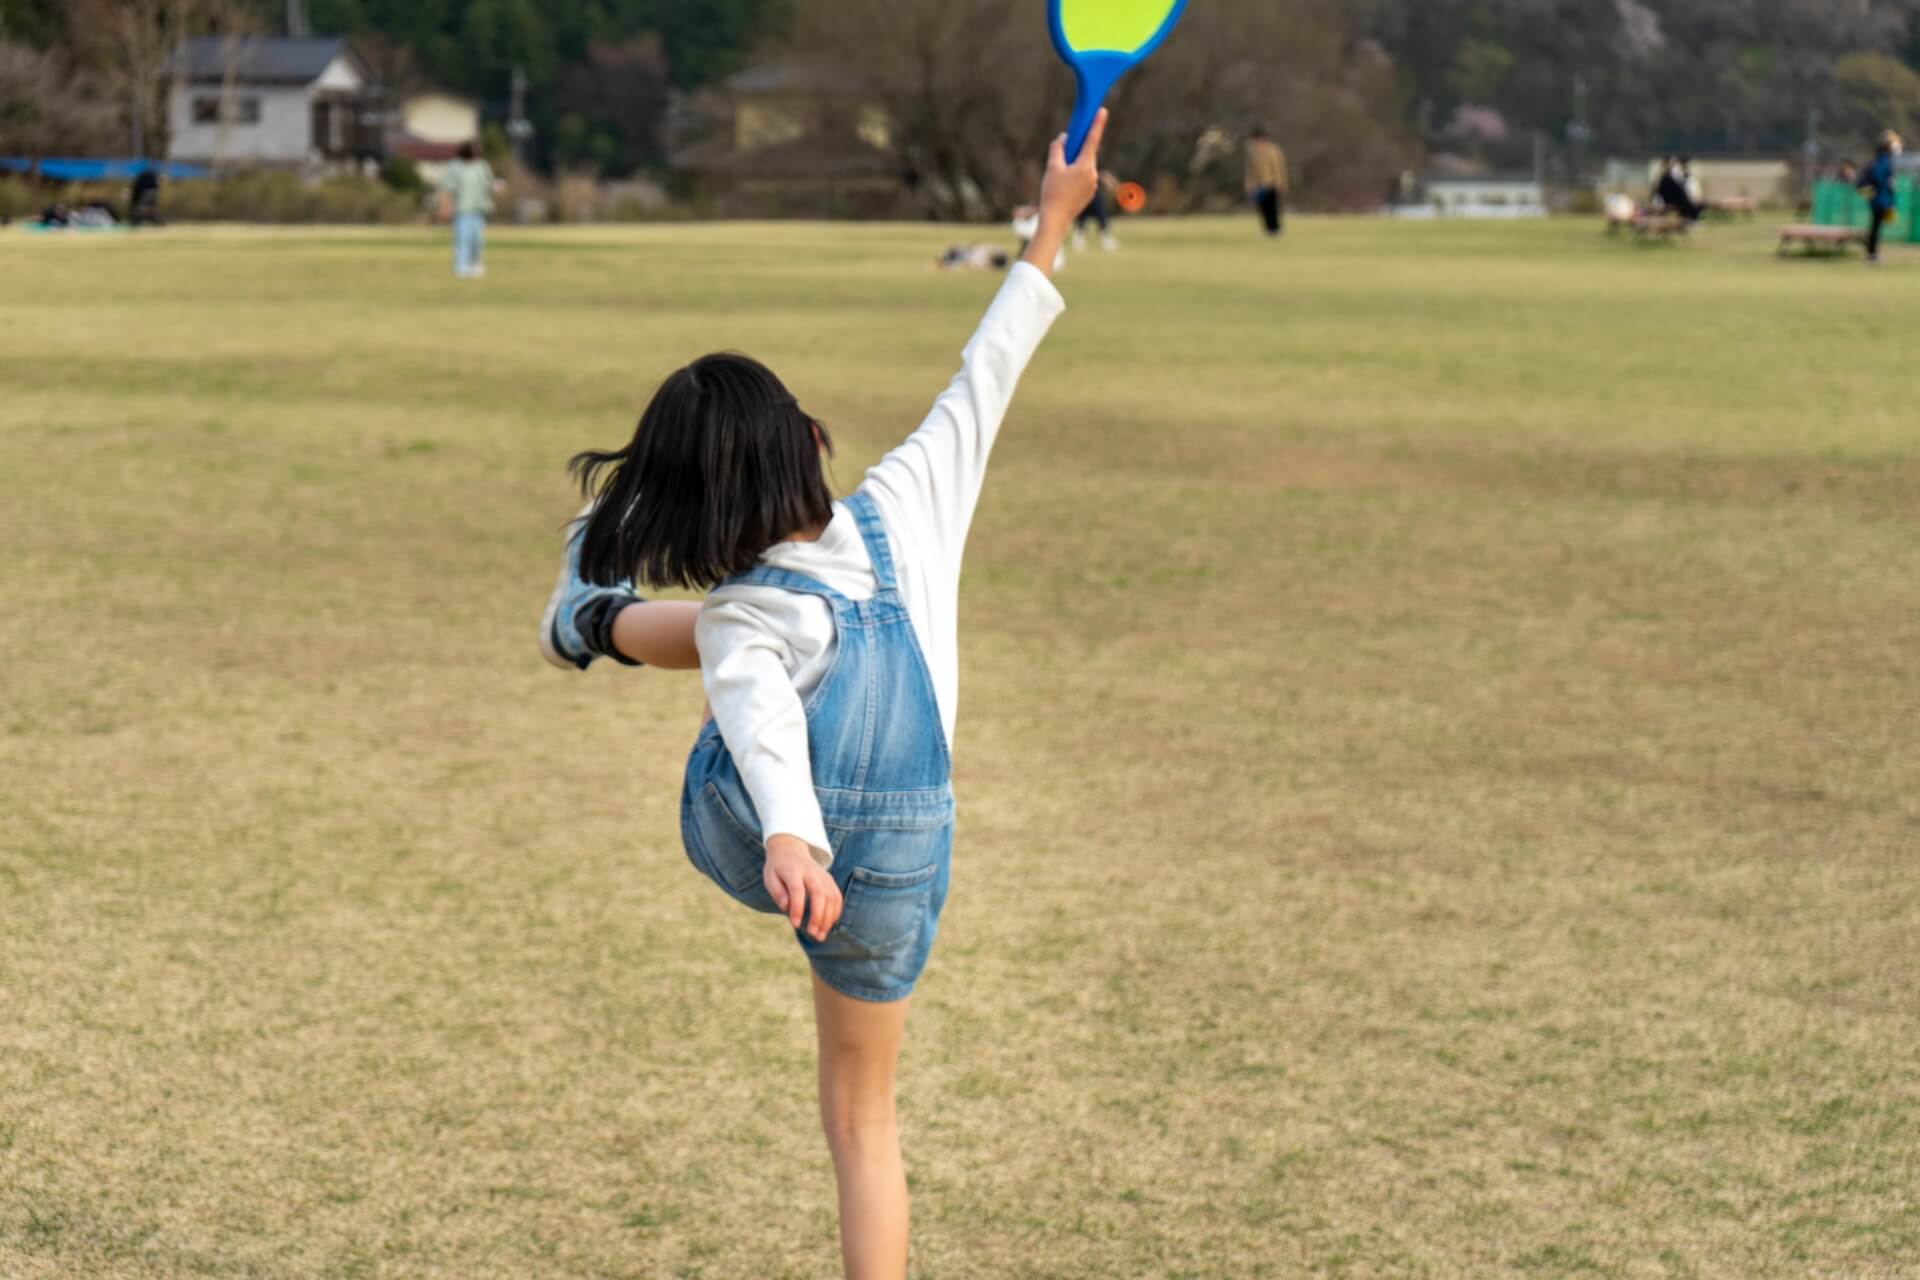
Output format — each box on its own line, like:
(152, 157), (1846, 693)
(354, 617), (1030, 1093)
(2, 215), (1916, 1279)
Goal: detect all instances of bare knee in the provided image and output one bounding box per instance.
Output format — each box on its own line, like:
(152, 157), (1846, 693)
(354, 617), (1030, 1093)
(820, 1084), (896, 1154)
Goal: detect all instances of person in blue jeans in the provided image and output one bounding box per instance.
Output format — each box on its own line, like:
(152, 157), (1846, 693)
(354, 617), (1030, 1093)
(1857, 130), (1904, 264)
(535, 112), (1109, 1279)
(437, 142), (498, 278)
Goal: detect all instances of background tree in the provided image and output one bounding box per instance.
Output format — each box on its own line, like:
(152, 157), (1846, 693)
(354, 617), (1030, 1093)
(1834, 50), (1920, 143)
(70, 0), (252, 158)
(554, 35), (670, 175)
(784, 0), (1408, 216)
(1107, 0), (1411, 210)
(0, 42), (120, 153)
(782, 0), (1062, 219)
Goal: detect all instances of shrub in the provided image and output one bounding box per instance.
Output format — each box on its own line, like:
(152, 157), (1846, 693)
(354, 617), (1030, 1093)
(0, 177), (40, 221)
(380, 156), (425, 194)
(157, 172), (420, 224)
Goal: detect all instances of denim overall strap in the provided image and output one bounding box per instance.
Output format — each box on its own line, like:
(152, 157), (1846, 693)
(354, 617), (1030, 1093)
(722, 561), (847, 602)
(842, 492), (899, 593)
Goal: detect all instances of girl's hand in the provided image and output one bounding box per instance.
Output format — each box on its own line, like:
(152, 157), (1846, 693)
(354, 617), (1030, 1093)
(1037, 108), (1109, 226)
(765, 835), (842, 942)
(1022, 109), (1110, 277)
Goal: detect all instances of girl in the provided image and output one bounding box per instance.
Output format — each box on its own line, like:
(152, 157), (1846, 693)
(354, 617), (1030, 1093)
(536, 113), (1108, 1279)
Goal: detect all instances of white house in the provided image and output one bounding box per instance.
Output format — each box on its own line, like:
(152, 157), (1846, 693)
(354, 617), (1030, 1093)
(166, 36), (377, 172)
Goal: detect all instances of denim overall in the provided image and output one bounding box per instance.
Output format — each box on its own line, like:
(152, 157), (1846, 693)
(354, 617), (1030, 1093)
(680, 492), (954, 1003)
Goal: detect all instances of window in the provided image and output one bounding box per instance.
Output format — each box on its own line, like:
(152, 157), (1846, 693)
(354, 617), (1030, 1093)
(191, 95), (262, 126)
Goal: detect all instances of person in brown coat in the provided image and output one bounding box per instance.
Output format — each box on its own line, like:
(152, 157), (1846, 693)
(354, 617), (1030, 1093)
(1245, 126), (1289, 237)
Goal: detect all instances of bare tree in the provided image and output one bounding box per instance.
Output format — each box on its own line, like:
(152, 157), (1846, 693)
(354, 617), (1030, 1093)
(70, 0), (247, 159)
(783, 0), (1068, 218)
(1107, 0), (1411, 208)
(782, 0), (1408, 216)
(0, 42), (120, 154)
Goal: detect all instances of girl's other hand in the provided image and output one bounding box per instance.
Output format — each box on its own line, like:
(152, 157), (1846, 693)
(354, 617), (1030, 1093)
(765, 835), (842, 942)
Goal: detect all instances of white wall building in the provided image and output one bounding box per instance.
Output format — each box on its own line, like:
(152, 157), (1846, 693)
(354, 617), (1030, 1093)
(1409, 176), (1548, 219)
(166, 37), (376, 172)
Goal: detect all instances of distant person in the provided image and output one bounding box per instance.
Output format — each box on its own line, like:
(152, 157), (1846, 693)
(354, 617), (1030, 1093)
(1654, 157), (1704, 221)
(1680, 156), (1705, 208)
(1072, 170), (1120, 252)
(1245, 126), (1289, 237)
(438, 142), (499, 279)
(535, 111), (1110, 1280)
(1648, 155), (1673, 208)
(130, 168), (163, 227)
(935, 243), (1010, 271)
(1011, 204), (1066, 273)
(1857, 130), (1903, 265)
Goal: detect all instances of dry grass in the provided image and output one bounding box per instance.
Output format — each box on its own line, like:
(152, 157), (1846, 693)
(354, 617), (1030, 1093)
(2, 216), (1916, 1278)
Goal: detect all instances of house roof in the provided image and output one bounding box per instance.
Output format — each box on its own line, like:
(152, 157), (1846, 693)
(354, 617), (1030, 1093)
(722, 60), (875, 97)
(167, 36), (362, 86)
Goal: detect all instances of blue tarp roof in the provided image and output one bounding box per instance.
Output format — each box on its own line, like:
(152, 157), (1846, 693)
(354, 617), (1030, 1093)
(0, 158), (212, 182)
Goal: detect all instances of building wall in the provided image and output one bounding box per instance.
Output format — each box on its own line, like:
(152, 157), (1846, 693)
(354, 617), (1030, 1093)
(736, 98), (810, 151)
(735, 96), (890, 152)
(168, 84), (312, 166)
(1690, 161), (1789, 203)
(1604, 158), (1791, 204)
(1425, 181), (1547, 217)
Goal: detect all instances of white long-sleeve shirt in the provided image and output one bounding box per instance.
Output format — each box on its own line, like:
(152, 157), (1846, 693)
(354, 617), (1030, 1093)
(694, 263), (1066, 866)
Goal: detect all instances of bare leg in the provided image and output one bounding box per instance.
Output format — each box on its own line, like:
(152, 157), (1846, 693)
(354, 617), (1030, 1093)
(813, 973), (911, 1280)
(610, 601), (701, 669)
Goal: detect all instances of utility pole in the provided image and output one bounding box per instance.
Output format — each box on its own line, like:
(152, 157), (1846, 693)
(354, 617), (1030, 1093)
(1567, 75), (1593, 191)
(287, 0), (309, 37)
(506, 67), (535, 169)
(1802, 107), (1822, 200)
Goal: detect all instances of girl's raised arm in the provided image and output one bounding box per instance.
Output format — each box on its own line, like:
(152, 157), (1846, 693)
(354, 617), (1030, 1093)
(860, 113), (1108, 589)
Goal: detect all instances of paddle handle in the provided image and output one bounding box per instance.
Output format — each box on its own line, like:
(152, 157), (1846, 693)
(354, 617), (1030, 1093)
(1065, 55), (1129, 165)
(1066, 89), (1102, 165)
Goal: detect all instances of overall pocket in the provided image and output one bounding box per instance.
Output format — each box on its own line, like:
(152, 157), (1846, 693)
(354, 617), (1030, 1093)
(837, 861), (940, 954)
(688, 781), (777, 910)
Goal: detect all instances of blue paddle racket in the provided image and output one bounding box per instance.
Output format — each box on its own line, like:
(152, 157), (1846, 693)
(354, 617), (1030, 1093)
(1049, 0), (1192, 162)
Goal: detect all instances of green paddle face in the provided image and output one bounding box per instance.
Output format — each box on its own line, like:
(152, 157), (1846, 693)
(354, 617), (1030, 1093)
(1049, 0), (1189, 160)
(1059, 0), (1183, 54)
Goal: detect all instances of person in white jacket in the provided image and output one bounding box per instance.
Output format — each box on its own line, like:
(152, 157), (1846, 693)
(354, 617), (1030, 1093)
(536, 112), (1109, 1280)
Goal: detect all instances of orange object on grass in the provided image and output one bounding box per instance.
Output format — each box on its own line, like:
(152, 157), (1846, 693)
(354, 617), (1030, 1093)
(1116, 182), (1147, 213)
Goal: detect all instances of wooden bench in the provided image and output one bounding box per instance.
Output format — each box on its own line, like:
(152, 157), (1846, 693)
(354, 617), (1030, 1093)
(1777, 224), (1866, 256)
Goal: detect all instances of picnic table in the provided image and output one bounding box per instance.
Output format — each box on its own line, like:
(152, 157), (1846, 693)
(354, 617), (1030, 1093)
(1777, 224), (1867, 256)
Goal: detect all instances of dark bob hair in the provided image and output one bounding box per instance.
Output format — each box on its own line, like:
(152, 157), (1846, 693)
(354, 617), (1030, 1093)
(569, 353), (834, 591)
